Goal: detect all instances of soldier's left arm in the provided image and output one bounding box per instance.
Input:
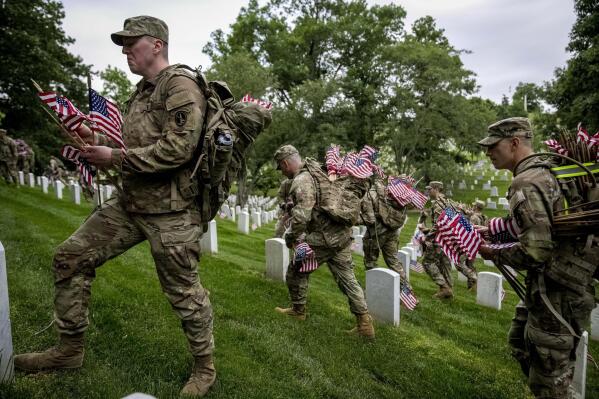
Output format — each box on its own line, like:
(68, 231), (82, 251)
(495, 181), (555, 270)
(114, 76), (206, 173)
(285, 173), (316, 246)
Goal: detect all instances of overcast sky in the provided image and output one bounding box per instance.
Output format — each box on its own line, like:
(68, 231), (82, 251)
(61, 0), (576, 102)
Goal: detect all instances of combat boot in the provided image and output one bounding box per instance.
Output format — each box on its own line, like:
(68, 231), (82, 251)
(180, 355), (216, 397)
(433, 285), (453, 299)
(14, 333), (84, 372)
(346, 313), (375, 340)
(274, 304), (306, 320)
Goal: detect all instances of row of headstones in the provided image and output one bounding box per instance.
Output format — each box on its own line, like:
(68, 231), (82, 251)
(15, 170), (115, 206)
(219, 204), (278, 235)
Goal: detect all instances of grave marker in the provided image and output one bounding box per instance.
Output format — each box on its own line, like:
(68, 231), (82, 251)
(238, 212), (250, 234)
(476, 272), (503, 310)
(265, 238), (289, 282)
(570, 331), (588, 399)
(365, 268), (400, 326)
(0, 241), (14, 383)
(200, 220), (218, 254)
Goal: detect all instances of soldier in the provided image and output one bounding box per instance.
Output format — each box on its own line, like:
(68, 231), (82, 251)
(0, 128), (19, 184)
(469, 199), (487, 226)
(478, 117), (598, 398)
(16, 139), (35, 174)
(47, 156), (67, 184)
(361, 179), (412, 289)
(14, 16), (215, 397)
(273, 145), (375, 339)
(274, 178), (292, 238)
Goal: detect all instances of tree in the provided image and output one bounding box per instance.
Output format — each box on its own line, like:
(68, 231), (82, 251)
(99, 65), (134, 110)
(547, 0), (599, 131)
(0, 0), (91, 170)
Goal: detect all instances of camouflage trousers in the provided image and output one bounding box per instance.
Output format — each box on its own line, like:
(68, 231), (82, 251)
(508, 273), (595, 398)
(456, 258), (477, 288)
(422, 241), (452, 288)
(285, 242), (368, 315)
(362, 227), (409, 286)
(52, 197), (214, 357)
(0, 161), (18, 184)
(274, 214), (289, 239)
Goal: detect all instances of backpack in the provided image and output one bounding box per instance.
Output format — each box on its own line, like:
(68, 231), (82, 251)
(304, 158), (370, 226)
(373, 183), (407, 230)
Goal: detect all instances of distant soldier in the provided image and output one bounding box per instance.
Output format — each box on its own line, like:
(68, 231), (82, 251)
(47, 156), (66, 183)
(469, 199), (487, 226)
(274, 178), (293, 238)
(478, 117), (598, 398)
(273, 145), (375, 339)
(361, 179), (412, 289)
(0, 128), (19, 184)
(418, 181), (472, 298)
(16, 139), (35, 174)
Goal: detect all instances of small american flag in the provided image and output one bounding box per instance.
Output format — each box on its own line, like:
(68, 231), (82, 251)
(241, 93), (272, 109)
(60, 145), (96, 188)
(341, 152), (374, 179)
(387, 176), (428, 210)
(400, 285), (419, 310)
(325, 145), (342, 175)
(89, 89), (125, 149)
(294, 242), (319, 272)
(488, 217), (520, 243)
(576, 122), (599, 160)
(544, 139), (569, 156)
(38, 92), (87, 131)
(410, 259), (424, 273)
(435, 207), (483, 263)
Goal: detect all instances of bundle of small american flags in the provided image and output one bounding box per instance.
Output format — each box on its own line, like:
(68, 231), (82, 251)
(294, 242), (319, 273)
(60, 145), (96, 188)
(400, 285), (419, 310)
(241, 94), (273, 110)
(435, 207), (483, 264)
(88, 89), (126, 149)
(38, 92), (87, 131)
(325, 144), (386, 179)
(386, 175), (428, 210)
(544, 123), (599, 161)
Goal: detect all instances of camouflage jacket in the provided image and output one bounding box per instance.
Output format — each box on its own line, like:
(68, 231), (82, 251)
(495, 157), (561, 270)
(100, 65), (206, 213)
(418, 193), (451, 240)
(0, 135), (18, 162)
(277, 178), (293, 212)
(361, 180), (406, 233)
(286, 162), (352, 249)
(470, 211), (487, 226)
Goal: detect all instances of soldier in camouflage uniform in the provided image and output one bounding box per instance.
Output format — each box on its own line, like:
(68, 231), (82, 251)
(469, 199), (487, 227)
(274, 178), (292, 238)
(418, 181), (455, 299)
(273, 145), (375, 339)
(478, 117), (598, 398)
(14, 16), (216, 397)
(16, 139), (35, 174)
(361, 179), (412, 289)
(0, 128), (19, 184)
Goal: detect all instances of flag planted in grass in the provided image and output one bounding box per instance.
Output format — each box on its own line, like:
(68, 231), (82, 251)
(400, 285), (419, 310)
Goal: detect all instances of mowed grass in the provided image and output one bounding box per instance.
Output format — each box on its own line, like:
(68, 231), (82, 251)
(0, 184), (598, 399)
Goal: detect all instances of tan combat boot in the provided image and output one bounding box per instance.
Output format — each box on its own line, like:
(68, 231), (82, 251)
(180, 355), (216, 397)
(433, 285), (453, 299)
(274, 304), (306, 320)
(14, 333), (84, 372)
(346, 313), (375, 340)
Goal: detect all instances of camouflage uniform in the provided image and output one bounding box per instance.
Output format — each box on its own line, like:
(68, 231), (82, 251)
(283, 160), (368, 316)
(480, 118), (598, 398)
(16, 139), (35, 174)
(0, 129), (19, 184)
(419, 196), (453, 289)
(274, 178), (292, 238)
(51, 65), (213, 357)
(361, 180), (410, 286)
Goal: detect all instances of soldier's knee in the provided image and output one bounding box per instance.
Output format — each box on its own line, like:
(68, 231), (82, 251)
(53, 240), (99, 282)
(527, 326), (574, 376)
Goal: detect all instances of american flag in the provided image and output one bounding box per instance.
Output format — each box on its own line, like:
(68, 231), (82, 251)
(341, 152), (374, 179)
(38, 92), (87, 131)
(410, 259), (424, 273)
(488, 217), (520, 243)
(359, 146), (385, 177)
(88, 89), (125, 149)
(544, 139), (569, 156)
(435, 207), (483, 263)
(387, 176), (428, 209)
(400, 285), (419, 310)
(576, 122), (599, 161)
(294, 242), (319, 272)
(60, 145), (96, 188)
(241, 93), (272, 109)
(325, 145), (342, 175)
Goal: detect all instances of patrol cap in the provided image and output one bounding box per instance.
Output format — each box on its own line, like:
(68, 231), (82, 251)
(428, 181), (443, 190)
(478, 117), (533, 147)
(472, 199), (485, 209)
(274, 145), (299, 169)
(111, 16), (169, 46)
(0, 129), (6, 134)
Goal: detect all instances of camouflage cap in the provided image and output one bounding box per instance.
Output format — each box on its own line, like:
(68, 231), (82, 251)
(274, 145), (299, 169)
(478, 117), (533, 146)
(428, 181), (443, 190)
(111, 16), (169, 46)
(472, 199), (485, 209)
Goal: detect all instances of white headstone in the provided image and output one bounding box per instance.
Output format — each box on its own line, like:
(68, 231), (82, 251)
(476, 272), (503, 310)
(591, 305), (599, 341)
(498, 197), (509, 206)
(458, 181), (466, 190)
(359, 225), (367, 235)
(261, 211), (269, 224)
(570, 331), (588, 399)
(235, 205), (241, 215)
(221, 204), (231, 217)
(484, 259), (494, 267)
(457, 271), (467, 282)
(71, 183), (81, 205)
(490, 186), (499, 197)
(365, 268), (400, 326)
(265, 238), (289, 282)
(18, 171), (24, 185)
(501, 203), (510, 210)
(55, 181), (64, 199)
(36, 176), (41, 186)
(41, 176), (49, 194)
(487, 201), (497, 209)
(470, 185), (475, 190)
(352, 235), (364, 256)
(397, 250), (410, 282)
(28, 172), (35, 187)
(473, 179), (478, 185)
(228, 208), (236, 222)
(121, 394), (157, 399)
(238, 212), (250, 234)
(200, 220), (218, 254)
(351, 226), (360, 238)
(104, 185), (113, 200)
(0, 242), (14, 383)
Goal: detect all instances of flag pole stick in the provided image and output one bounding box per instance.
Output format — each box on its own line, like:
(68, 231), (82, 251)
(87, 74), (103, 209)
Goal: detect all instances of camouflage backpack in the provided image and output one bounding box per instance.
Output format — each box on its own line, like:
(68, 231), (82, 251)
(304, 158), (370, 226)
(373, 182), (407, 230)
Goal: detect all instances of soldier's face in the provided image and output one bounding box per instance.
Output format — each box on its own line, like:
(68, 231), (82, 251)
(121, 36), (156, 75)
(485, 138), (514, 170)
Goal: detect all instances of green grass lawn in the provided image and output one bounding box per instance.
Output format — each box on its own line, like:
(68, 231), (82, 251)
(0, 183), (597, 399)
